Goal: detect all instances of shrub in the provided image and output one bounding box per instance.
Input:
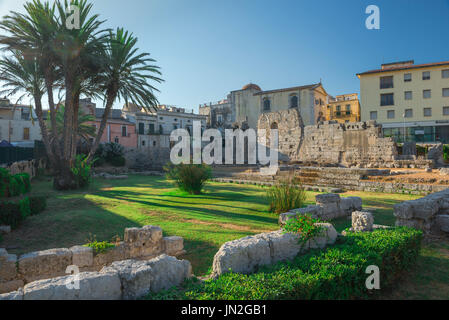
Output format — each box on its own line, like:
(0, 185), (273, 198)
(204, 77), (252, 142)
(109, 155), (126, 167)
(267, 179), (306, 214)
(164, 163), (212, 195)
(444, 145), (449, 162)
(71, 155), (93, 188)
(0, 201), (22, 229)
(18, 197), (31, 219)
(0, 169), (31, 198)
(29, 196), (47, 216)
(282, 214), (324, 247)
(147, 227), (422, 300)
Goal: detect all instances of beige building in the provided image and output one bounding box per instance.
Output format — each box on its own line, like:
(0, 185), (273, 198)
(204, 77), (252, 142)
(200, 82), (330, 130)
(357, 60), (449, 143)
(0, 98), (42, 145)
(325, 94), (361, 124)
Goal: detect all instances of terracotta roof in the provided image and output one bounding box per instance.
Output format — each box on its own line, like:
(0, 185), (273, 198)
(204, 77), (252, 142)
(242, 83), (262, 91)
(357, 60), (449, 76)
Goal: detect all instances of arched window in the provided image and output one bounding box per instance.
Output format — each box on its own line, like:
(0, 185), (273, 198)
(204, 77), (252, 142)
(271, 122), (278, 130)
(263, 98), (271, 111)
(290, 95), (298, 108)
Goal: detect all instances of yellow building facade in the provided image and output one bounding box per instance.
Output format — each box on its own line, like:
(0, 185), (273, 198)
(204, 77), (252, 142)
(326, 93), (361, 123)
(358, 60), (449, 143)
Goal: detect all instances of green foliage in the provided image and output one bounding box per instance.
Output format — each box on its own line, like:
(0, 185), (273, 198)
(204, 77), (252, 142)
(147, 227), (422, 300)
(444, 145), (449, 162)
(164, 163), (212, 195)
(94, 143), (126, 167)
(0, 169), (31, 198)
(84, 235), (116, 255)
(0, 200), (22, 229)
(282, 214), (324, 247)
(71, 155), (93, 188)
(29, 196), (47, 216)
(267, 180), (306, 214)
(19, 197), (31, 219)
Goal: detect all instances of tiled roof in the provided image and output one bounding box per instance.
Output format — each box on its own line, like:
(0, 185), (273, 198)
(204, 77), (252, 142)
(357, 60), (449, 76)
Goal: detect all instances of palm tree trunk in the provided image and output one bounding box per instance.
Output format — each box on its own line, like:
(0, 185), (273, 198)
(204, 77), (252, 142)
(44, 68), (60, 158)
(33, 95), (57, 167)
(71, 91), (80, 157)
(86, 88), (117, 162)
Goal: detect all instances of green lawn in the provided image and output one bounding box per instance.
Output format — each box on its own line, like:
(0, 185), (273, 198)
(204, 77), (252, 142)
(1, 175), (449, 299)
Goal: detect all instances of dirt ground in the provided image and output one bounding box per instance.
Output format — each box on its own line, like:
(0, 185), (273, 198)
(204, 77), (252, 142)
(368, 168), (449, 186)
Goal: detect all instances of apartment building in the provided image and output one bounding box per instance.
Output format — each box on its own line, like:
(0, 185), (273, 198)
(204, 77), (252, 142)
(325, 93), (361, 123)
(357, 60), (449, 143)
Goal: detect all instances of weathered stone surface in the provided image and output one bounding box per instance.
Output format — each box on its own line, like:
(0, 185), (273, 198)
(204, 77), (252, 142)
(427, 143), (444, 166)
(440, 168), (449, 176)
(0, 226), (11, 234)
(163, 236), (184, 256)
(0, 288), (23, 300)
(70, 246), (93, 268)
(93, 243), (127, 267)
(23, 271), (122, 300)
(144, 255), (192, 293)
(212, 224), (337, 276)
(101, 260), (153, 300)
(352, 211), (374, 232)
(436, 215), (449, 233)
(316, 193), (340, 205)
(18, 248), (72, 282)
(0, 253), (17, 282)
(124, 225), (163, 257)
(0, 280), (24, 294)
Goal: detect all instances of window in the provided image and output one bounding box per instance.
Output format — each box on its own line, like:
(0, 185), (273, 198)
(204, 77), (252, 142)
(443, 88), (449, 97)
(217, 115), (223, 123)
(423, 108), (432, 117)
(121, 126), (127, 137)
(21, 109), (30, 120)
(336, 105), (341, 111)
(442, 69), (449, 78)
(290, 95), (298, 108)
(370, 111), (378, 120)
(345, 104), (351, 111)
(404, 73), (412, 82)
(404, 109), (413, 118)
(138, 123), (145, 135)
(114, 137), (119, 143)
(380, 93), (394, 106)
(159, 125), (164, 134)
(149, 123), (155, 134)
(142, 140), (145, 146)
(444, 107), (449, 116)
(387, 110), (395, 119)
(404, 91), (412, 100)
(159, 117), (163, 120)
(153, 141), (157, 146)
(380, 76), (394, 89)
(422, 71), (430, 80)
(23, 127), (30, 140)
(173, 125), (178, 130)
(423, 90), (431, 99)
(263, 98), (271, 111)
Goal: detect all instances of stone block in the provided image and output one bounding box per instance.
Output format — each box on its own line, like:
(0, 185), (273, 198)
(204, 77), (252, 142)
(144, 255), (192, 293)
(0, 280), (24, 294)
(70, 246), (93, 268)
(93, 244), (127, 267)
(352, 211), (374, 232)
(0, 253), (17, 282)
(101, 260), (153, 300)
(18, 248), (72, 282)
(436, 215), (449, 233)
(23, 271), (122, 300)
(163, 236), (184, 256)
(315, 193), (340, 205)
(124, 225), (163, 246)
(0, 288), (23, 300)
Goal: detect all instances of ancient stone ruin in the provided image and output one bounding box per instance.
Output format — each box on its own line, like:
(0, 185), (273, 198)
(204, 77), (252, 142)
(0, 225), (185, 295)
(278, 193), (362, 225)
(394, 188), (449, 235)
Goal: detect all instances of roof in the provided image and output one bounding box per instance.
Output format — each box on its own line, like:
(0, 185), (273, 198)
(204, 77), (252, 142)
(253, 83), (322, 96)
(95, 108), (124, 119)
(242, 83), (262, 91)
(357, 60), (449, 76)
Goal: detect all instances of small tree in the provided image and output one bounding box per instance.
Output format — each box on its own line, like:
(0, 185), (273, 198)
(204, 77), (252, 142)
(164, 163), (212, 195)
(267, 179), (306, 214)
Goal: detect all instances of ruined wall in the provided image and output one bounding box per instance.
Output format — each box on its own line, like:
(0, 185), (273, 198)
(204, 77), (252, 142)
(0, 225), (185, 294)
(1, 159), (47, 178)
(258, 110), (401, 167)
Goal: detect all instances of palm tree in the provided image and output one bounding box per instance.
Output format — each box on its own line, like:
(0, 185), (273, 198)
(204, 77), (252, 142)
(87, 28), (163, 161)
(0, 50), (57, 163)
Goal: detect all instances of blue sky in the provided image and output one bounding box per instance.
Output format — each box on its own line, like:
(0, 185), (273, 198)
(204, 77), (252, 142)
(1, 0), (449, 112)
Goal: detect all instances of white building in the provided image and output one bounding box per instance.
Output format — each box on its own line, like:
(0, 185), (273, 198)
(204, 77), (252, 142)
(0, 98), (42, 146)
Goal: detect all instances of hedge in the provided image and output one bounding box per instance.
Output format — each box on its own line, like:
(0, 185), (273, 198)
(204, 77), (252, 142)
(0, 168), (31, 198)
(0, 196), (47, 229)
(147, 227), (422, 300)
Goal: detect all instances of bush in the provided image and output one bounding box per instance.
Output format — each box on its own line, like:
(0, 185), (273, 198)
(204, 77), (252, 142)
(164, 163), (212, 195)
(444, 145), (449, 162)
(71, 155), (93, 188)
(147, 227), (422, 300)
(0, 169), (31, 198)
(109, 155), (126, 167)
(267, 179), (306, 214)
(0, 201), (22, 229)
(282, 215), (324, 247)
(30, 196), (47, 216)
(18, 197), (31, 219)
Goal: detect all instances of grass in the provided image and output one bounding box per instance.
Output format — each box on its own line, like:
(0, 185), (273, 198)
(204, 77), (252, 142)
(1, 174), (448, 299)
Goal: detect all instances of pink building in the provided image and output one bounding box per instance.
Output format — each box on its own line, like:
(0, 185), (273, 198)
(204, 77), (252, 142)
(91, 108), (137, 148)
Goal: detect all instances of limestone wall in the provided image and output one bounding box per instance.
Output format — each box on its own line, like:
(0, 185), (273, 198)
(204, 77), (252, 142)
(278, 193), (362, 225)
(394, 188), (449, 234)
(1, 159), (47, 178)
(0, 225), (185, 294)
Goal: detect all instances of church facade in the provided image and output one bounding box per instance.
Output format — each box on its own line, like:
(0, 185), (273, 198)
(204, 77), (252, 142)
(199, 82), (330, 130)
